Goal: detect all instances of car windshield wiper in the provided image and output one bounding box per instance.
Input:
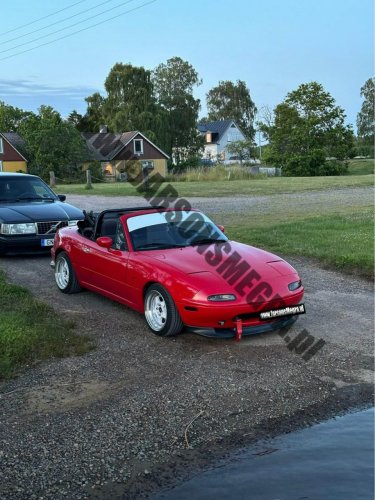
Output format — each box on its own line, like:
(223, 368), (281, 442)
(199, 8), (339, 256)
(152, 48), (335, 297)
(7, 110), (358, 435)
(16, 195), (53, 201)
(0, 198), (27, 203)
(159, 243), (187, 249)
(136, 243), (186, 250)
(190, 238), (227, 246)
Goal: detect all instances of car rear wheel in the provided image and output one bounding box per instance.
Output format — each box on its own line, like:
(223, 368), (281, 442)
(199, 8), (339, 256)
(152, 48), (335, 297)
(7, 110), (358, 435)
(144, 284), (183, 337)
(55, 251), (82, 294)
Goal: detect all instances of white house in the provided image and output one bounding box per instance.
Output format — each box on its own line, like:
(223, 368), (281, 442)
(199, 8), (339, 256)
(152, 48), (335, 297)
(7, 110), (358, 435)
(197, 119), (246, 162)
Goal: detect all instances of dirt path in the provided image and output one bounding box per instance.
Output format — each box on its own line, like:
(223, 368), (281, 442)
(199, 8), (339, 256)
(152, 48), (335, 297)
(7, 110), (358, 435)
(0, 192), (373, 499)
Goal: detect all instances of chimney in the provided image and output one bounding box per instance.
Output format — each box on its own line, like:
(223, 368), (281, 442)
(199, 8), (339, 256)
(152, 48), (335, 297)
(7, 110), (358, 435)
(99, 124), (108, 133)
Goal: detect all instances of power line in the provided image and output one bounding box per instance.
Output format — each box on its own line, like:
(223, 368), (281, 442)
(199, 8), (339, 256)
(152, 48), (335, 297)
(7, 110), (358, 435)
(0, 0), (138, 55)
(2, 0), (118, 46)
(0, 0), (157, 62)
(0, 0), (89, 38)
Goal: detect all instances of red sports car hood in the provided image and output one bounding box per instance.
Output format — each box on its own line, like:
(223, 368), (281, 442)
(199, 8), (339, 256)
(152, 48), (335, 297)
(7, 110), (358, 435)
(146, 241), (297, 278)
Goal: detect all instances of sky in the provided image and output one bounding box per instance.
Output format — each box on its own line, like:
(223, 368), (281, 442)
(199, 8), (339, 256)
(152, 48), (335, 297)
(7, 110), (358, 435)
(0, 0), (373, 131)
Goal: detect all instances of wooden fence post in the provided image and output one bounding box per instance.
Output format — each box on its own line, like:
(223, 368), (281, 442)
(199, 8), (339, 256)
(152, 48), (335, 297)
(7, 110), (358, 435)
(86, 169), (92, 189)
(49, 171), (56, 187)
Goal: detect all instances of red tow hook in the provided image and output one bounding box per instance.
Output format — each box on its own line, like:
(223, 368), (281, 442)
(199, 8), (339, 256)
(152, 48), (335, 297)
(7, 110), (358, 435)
(235, 318), (243, 342)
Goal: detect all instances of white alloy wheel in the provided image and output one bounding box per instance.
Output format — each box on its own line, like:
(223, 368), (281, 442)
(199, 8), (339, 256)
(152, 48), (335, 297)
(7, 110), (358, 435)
(55, 255), (70, 290)
(54, 251), (82, 294)
(144, 284), (183, 336)
(145, 289), (168, 331)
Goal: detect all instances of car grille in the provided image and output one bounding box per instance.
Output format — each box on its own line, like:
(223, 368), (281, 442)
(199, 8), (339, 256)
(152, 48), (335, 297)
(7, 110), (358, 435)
(37, 220), (68, 235)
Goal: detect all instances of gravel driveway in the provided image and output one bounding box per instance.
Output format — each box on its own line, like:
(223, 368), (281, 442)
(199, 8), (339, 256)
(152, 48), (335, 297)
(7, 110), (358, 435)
(0, 190), (373, 499)
(65, 186), (373, 221)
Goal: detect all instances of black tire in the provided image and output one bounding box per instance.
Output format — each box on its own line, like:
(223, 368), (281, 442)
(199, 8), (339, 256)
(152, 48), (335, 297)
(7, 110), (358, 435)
(144, 284), (183, 337)
(54, 251), (82, 294)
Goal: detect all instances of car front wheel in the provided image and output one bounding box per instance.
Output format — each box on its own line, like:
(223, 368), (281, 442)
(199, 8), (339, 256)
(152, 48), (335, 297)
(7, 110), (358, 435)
(55, 251), (82, 294)
(144, 284), (183, 337)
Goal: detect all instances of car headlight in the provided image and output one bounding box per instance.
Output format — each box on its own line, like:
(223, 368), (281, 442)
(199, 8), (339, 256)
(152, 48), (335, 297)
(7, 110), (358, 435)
(288, 280), (302, 291)
(1, 223), (37, 235)
(208, 294), (237, 302)
(68, 220), (80, 227)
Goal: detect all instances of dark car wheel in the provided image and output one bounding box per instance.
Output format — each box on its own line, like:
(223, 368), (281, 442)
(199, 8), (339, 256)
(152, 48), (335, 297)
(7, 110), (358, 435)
(144, 284), (183, 337)
(55, 251), (82, 294)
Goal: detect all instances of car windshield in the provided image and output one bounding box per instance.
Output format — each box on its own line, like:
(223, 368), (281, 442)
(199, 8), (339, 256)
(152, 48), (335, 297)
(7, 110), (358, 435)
(0, 176), (57, 202)
(127, 211), (228, 251)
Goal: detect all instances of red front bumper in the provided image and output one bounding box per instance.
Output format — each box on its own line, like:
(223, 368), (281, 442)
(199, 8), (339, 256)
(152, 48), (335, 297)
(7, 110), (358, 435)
(177, 288), (304, 330)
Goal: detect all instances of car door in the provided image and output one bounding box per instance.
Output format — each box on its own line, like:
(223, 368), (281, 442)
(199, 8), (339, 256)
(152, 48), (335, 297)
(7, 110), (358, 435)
(77, 220), (130, 302)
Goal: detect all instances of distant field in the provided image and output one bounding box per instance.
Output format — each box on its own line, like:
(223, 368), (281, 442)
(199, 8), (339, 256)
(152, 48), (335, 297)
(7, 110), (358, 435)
(347, 158), (374, 175)
(56, 174), (374, 198)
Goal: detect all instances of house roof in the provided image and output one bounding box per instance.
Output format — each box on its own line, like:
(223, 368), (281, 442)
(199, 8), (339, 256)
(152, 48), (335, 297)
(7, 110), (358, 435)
(0, 132), (28, 161)
(82, 131), (169, 160)
(198, 119), (236, 138)
(82, 131), (138, 161)
(198, 119), (234, 132)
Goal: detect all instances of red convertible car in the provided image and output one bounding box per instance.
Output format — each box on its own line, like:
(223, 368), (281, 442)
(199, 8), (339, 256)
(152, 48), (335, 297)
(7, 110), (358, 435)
(51, 207), (304, 340)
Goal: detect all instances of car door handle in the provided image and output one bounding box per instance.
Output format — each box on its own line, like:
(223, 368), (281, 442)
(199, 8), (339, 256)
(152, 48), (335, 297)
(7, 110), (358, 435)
(83, 247), (91, 253)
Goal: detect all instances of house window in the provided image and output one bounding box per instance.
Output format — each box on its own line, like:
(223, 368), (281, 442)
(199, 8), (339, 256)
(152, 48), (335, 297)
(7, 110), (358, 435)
(0, 138), (3, 154)
(141, 160), (154, 170)
(102, 161), (114, 176)
(134, 139), (144, 155)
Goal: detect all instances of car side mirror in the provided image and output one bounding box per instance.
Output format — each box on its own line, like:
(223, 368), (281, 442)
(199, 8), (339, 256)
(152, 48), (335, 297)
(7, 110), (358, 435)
(96, 236), (113, 249)
(217, 224), (225, 233)
(58, 194), (66, 202)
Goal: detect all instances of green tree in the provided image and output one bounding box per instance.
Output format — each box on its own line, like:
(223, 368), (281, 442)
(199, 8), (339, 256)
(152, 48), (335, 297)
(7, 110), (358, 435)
(356, 77), (374, 157)
(260, 82), (354, 176)
(78, 92), (106, 132)
(0, 101), (31, 131)
(226, 139), (256, 166)
(79, 63), (172, 153)
(67, 109), (84, 129)
(206, 80), (257, 139)
(152, 56), (203, 163)
(103, 63), (156, 133)
(19, 106), (87, 180)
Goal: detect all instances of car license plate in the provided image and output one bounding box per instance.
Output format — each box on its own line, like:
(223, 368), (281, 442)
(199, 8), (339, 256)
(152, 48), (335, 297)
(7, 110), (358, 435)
(41, 238), (54, 247)
(259, 303), (305, 320)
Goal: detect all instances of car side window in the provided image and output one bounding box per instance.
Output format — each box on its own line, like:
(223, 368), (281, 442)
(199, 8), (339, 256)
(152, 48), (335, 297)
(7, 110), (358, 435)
(114, 220), (127, 251)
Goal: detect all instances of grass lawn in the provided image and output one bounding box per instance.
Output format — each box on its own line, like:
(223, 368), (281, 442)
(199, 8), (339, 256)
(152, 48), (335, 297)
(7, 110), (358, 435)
(56, 174), (374, 198)
(225, 207), (374, 279)
(347, 158), (374, 175)
(0, 270), (94, 379)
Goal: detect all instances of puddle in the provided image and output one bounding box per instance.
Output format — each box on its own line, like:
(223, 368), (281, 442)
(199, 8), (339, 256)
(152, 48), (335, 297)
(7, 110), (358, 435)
(153, 407), (374, 500)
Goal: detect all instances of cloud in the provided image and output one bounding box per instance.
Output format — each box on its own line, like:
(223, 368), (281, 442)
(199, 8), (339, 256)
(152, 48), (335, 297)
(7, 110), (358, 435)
(0, 78), (103, 116)
(0, 78), (99, 98)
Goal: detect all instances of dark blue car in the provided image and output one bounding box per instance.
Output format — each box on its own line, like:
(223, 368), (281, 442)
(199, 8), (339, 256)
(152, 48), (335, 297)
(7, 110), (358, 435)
(0, 173), (83, 255)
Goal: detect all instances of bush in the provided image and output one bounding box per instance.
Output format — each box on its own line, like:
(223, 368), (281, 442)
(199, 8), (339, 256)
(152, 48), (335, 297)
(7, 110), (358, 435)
(282, 150), (347, 176)
(282, 150), (324, 176)
(317, 160), (348, 176)
(352, 144), (374, 158)
(168, 156), (202, 174)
